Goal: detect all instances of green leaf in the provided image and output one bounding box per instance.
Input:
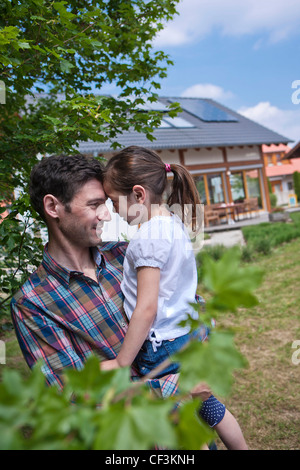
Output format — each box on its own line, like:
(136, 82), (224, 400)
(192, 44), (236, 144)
(60, 59), (74, 73)
(174, 400), (215, 450)
(93, 396), (176, 450)
(63, 355), (132, 404)
(174, 330), (247, 396)
(53, 2), (76, 21)
(16, 41), (31, 50)
(202, 247), (264, 313)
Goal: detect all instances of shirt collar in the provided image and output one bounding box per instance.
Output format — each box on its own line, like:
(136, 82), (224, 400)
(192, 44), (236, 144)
(42, 244), (105, 287)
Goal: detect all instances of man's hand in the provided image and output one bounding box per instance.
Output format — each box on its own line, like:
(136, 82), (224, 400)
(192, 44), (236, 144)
(101, 358), (120, 371)
(190, 383), (212, 401)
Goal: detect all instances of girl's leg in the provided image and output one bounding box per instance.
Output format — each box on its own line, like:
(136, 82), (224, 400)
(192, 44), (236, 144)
(213, 409), (248, 450)
(196, 393), (248, 450)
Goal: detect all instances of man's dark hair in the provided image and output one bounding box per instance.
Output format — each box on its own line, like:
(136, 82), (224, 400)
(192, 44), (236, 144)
(29, 154), (104, 222)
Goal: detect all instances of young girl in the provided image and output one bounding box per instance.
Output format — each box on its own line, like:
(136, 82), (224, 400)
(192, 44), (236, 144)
(101, 146), (247, 450)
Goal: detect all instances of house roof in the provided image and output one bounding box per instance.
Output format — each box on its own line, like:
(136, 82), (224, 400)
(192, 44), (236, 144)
(265, 158), (300, 178)
(283, 141), (300, 159)
(77, 97), (292, 154)
(262, 143), (291, 154)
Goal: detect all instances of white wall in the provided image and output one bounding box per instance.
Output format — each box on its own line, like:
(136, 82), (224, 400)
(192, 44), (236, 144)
(226, 146), (261, 162)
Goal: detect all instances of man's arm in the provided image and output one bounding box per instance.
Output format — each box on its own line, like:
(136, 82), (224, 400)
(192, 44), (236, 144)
(11, 300), (85, 389)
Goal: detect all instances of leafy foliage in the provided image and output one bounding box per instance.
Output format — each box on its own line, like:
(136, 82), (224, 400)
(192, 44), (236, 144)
(0, 248), (263, 449)
(0, 1), (265, 450)
(292, 171), (300, 202)
(0, 0), (181, 316)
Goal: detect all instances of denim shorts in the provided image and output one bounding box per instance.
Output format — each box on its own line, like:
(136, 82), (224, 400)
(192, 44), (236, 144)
(134, 326), (209, 379)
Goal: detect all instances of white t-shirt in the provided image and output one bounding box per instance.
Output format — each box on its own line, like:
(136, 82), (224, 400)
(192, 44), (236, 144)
(121, 215), (198, 348)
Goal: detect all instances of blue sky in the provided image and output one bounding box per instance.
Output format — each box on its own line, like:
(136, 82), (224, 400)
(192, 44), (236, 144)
(150, 0), (300, 147)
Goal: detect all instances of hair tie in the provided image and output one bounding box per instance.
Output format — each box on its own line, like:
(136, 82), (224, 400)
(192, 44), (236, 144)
(165, 163), (172, 173)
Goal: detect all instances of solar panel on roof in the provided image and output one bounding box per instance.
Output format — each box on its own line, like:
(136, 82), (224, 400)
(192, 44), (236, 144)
(162, 116), (195, 128)
(113, 95), (169, 112)
(159, 120), (172, 128)
(140, 100), (169, 111)
(169, 98), (238, 122)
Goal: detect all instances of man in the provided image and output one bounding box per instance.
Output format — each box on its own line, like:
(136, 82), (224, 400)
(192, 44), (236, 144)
(10, 153), (177, 394)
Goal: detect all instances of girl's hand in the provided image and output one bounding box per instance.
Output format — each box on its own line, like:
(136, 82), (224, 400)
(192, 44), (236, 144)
(101, 358), (120, 371)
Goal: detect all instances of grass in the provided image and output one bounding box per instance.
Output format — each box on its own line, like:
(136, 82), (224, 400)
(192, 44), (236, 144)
(241, 211), (300, 251)
(0, 326), (31, 381)
(212, 237), (300, 450)
(1, 218), (300, 450)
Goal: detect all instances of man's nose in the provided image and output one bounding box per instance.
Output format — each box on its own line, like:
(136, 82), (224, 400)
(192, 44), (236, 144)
(96, 204), (111, 221)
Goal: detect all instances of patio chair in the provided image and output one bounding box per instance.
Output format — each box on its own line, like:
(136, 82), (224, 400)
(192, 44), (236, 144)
(234, 201), (248, 220)
(204, 208), (220, 227)
(244, 197), (259, 217)
(210, 203), (227, 221)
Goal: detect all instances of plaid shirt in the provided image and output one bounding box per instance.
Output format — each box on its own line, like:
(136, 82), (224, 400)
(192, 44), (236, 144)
(10, 242), (179, 396)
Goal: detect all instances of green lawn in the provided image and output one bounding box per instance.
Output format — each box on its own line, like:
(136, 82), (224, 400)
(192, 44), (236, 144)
(1, 228), (300, 450)
(213, 237), (300, 450)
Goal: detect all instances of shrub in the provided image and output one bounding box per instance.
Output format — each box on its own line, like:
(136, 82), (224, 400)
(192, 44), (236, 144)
(240, 244), (255, 263)
(269, 193), (277, 208)
(293, 171), (300, 202)
(196, 244), (227, 280)
(251, 237), (272, 255)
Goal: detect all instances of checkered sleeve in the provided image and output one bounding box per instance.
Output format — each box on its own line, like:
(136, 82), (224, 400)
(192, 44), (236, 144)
(11, 299), (85, 389)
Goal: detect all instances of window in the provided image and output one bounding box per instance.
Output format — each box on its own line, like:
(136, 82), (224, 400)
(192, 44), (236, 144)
(194, 175), (207, 204)
(230, 172), (245, 202)
(207, 174), (225, 204)
(194, 173), (225, 204)
(245, 169), (262, 208)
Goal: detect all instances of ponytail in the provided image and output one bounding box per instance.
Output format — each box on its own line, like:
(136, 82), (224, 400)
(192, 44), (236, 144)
(167, 164), (201, 233)
(104, 146), (202, 233)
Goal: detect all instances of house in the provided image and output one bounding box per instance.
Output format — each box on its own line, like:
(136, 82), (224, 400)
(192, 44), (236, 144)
(263, 143), (300, 205)
(78, 97), (291, 215)
(283, 141), (300, 159)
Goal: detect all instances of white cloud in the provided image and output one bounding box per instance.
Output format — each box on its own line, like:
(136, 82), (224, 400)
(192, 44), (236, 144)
(181, 83), (234, 101)
(155, 0), (300, 46)
(238, 101), (299, 143)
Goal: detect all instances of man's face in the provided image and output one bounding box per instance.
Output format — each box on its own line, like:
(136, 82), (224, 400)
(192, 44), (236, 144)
(58, 179), (111, 247)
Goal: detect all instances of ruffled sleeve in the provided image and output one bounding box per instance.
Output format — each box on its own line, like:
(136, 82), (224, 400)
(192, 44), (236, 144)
(126, 219), (173, 270)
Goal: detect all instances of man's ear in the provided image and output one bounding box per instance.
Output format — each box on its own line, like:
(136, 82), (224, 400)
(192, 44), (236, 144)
(132, 185), (146, 204)
(43, 194), (62, 220)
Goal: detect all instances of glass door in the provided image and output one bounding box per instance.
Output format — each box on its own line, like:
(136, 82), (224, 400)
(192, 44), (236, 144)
(230, 172), (245, 202)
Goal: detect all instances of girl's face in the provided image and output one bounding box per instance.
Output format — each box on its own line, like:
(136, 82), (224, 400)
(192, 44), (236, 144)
(103, 181), (147, 226)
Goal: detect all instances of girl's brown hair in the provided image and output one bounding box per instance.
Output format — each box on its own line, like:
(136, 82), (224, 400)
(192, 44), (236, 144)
(103, 146), (201, 231)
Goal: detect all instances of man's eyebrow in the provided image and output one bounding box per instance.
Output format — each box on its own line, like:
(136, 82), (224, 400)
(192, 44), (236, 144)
(87, 197), (107, 204)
